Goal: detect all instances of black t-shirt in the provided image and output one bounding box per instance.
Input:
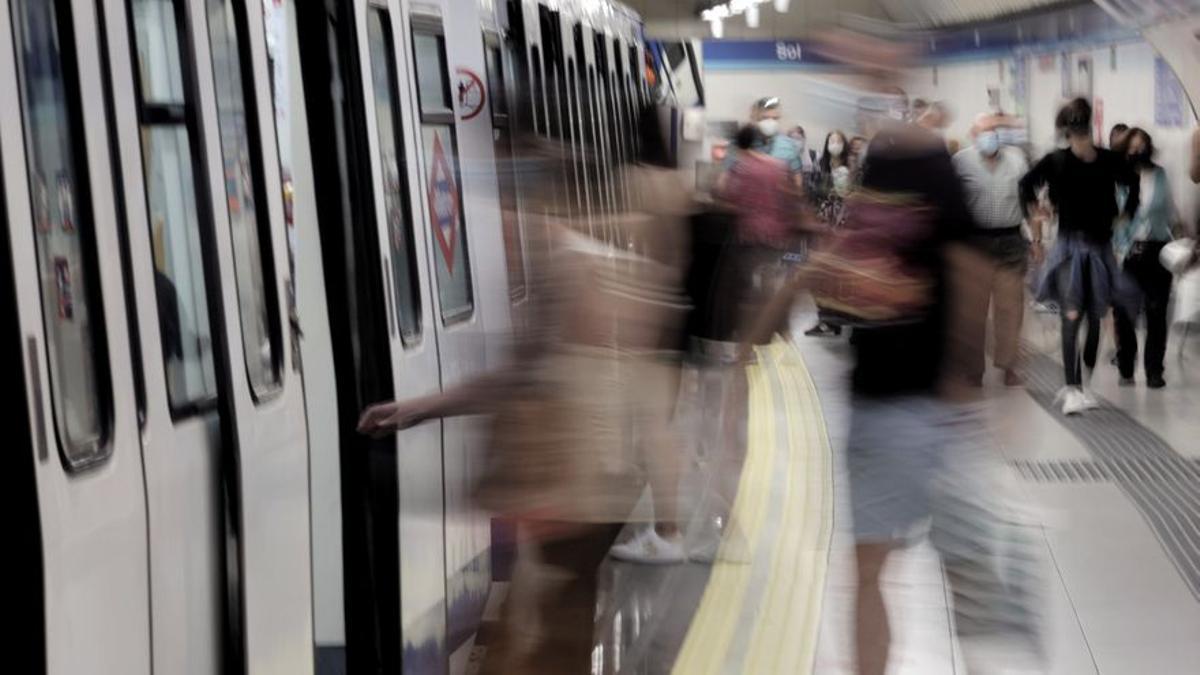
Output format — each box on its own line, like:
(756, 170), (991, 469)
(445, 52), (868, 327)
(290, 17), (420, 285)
(1019, 147), (1139, 244)
(851, 126), (974, 397)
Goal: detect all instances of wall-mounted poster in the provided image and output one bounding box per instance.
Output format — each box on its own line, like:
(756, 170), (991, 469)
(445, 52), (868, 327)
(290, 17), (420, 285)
(1155, 57), (1186, 127)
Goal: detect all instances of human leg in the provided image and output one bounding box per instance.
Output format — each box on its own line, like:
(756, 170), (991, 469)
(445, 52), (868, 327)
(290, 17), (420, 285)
(993, 261), (1025, 381)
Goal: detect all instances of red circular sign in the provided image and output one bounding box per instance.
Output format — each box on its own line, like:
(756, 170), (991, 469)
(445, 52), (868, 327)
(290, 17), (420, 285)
(454, 67), (486, 121)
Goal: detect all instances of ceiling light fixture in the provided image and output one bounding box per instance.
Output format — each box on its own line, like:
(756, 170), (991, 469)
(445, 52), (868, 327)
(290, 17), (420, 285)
(701, 0), (781, 32)
(774, 0), (790, 12)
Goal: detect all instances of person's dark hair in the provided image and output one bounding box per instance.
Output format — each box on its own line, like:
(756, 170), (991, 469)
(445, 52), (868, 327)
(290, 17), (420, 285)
(1055, 97), (1093, 137)
(735, 124), (762, 151)
(636, 104), (673, 168)
(1109, 123), (1131, 153)
(819, 130), (849, 174)
(1125, 126), (1155, 163)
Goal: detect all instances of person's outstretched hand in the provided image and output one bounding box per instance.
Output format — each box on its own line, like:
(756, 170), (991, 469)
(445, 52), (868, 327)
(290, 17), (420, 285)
(357, 399), (429, 439)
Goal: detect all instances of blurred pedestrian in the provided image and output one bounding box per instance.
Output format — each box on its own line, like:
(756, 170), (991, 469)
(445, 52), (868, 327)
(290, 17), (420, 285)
(1020, 98), (1140, 415)
(357, 106), (693, 672)
(952, 114), (1031, 387)
(1113, 128), (1180, 388)
(717, 124), (799, 341)
(805, 129), (854, 338)
(721, 96), (805, 191)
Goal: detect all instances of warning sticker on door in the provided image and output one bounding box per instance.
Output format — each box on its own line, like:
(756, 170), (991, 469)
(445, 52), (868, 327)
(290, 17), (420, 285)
(426, 129), (460, 274)
(454, 67), (486, 121)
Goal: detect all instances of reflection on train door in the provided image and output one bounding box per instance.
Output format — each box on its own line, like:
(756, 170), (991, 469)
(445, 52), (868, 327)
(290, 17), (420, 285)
(104, 0), (229, 671)
(362, 3), (448, 673)
(2, 0), (152, 672)
(192, 0), (314, 671)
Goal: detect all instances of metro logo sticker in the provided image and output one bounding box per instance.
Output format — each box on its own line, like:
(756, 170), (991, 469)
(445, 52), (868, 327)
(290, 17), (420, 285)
(427, 130), (460, 274)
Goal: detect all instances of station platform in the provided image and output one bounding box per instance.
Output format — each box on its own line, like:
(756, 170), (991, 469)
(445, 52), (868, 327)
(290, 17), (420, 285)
(579, 304), (1200, 675)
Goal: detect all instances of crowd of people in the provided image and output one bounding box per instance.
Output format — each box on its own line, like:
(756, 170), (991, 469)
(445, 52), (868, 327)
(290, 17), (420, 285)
(350, 30), (1200, 675)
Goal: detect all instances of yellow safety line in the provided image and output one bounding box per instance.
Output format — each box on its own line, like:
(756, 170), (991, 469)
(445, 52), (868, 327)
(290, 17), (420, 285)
(672, 342), (835, 675)
(763, 348), (834, 673)
(672, 361), (778, 675)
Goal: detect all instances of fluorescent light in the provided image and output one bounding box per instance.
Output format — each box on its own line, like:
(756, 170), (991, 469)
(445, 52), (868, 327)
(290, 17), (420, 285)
(774, 0), (790, 12)
(746, 5), (760, 27)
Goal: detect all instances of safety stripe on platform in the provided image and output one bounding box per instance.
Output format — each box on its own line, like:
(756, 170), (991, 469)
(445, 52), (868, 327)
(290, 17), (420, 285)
(671, 343), (835, 675)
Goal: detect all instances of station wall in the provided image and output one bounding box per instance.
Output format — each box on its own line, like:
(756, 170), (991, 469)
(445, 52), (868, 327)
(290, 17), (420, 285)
(703, 40), (1200, 228)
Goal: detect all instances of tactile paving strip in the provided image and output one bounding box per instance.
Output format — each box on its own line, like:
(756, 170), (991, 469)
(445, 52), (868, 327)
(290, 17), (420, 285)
(1021, 349), (1200, 601)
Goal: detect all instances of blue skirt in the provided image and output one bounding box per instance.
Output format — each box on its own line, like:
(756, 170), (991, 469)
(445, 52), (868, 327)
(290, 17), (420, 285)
(1035, 233), (1140, 318)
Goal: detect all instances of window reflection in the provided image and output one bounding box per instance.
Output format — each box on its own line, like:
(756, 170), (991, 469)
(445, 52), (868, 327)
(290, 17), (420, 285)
(13, 0), (107, 462)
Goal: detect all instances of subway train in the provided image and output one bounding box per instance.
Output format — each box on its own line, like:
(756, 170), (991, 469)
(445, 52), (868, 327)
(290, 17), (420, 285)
(8, 1), (1200, 674)
(1, 0), (701, 673)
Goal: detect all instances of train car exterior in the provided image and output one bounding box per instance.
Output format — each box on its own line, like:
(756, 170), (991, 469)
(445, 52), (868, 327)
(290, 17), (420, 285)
(3, 0), (651, 673)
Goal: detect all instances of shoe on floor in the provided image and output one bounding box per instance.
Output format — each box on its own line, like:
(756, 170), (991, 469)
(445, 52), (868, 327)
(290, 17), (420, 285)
(1119, 376), (1136, 387)
(1003, 369), (1024, 387)
(1147, 375), (1166, 389)
(1080, 388), (1101, 410)
(803, 322), (841, 338)
(1056, 387), (1088, 416)
(609, 527), (686, 564)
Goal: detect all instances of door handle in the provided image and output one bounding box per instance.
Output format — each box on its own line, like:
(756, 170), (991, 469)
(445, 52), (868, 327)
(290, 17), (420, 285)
(26, 335), (48, 462)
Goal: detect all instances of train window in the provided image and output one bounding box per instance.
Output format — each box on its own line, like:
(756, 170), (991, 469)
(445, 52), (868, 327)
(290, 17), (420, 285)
(483, 38), (526, 302)
(130, 0), (219, 412)
(205, 0), (283, 397)
(412, 23), (473, 323)
(11, 0), (111, 467)
(413, 31), (451, 115)
(368, 8), (422, 342)
(530, 46), (544, 135)
(484, 45), (507, 120)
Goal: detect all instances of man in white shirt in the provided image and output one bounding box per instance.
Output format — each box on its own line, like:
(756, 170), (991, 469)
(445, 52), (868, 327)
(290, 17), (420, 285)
(952, 114), (1031, 387)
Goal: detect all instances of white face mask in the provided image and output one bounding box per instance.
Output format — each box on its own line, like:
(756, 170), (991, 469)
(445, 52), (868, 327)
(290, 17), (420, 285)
(976, 131), (1000, 157)
(757, 118), (780, 137)
(827, 140), (845, 156)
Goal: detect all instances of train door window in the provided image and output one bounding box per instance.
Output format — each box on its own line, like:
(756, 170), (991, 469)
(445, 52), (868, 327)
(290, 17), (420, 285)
(367, 8), (422, 342)
(483, 37), (526, 302)
(12, 0), (111, 467)
(129, 0), (218, 411)
(205, 0), (283, 396)
(529, 45), (544, 135)
(412, 21), (473, 323)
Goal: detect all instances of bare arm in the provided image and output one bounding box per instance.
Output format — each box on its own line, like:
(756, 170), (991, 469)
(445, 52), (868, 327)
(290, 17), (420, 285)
(739, 270), (807, 359)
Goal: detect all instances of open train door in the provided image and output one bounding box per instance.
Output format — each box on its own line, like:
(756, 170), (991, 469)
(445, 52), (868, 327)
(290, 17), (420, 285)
(0, 0), (151, 672)
(186, 0), (313, 672)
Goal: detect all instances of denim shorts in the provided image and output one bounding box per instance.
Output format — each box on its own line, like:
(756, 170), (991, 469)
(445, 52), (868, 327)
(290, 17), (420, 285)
(846, 395), (989, 545)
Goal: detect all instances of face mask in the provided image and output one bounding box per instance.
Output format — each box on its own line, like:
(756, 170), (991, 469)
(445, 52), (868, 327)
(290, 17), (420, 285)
(757, 119), (780, 137)
(976, 131), (1000, 157)
(1128, 150), (1152, 166)
(795, 136), (806, 151)
(827, 140), (845, 156)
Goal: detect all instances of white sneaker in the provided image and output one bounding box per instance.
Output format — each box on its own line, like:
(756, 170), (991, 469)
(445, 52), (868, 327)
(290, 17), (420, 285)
(1057, 387), (1088, 416)
(1079, 389), (1101, 410)
(609, 528), (687, 564)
